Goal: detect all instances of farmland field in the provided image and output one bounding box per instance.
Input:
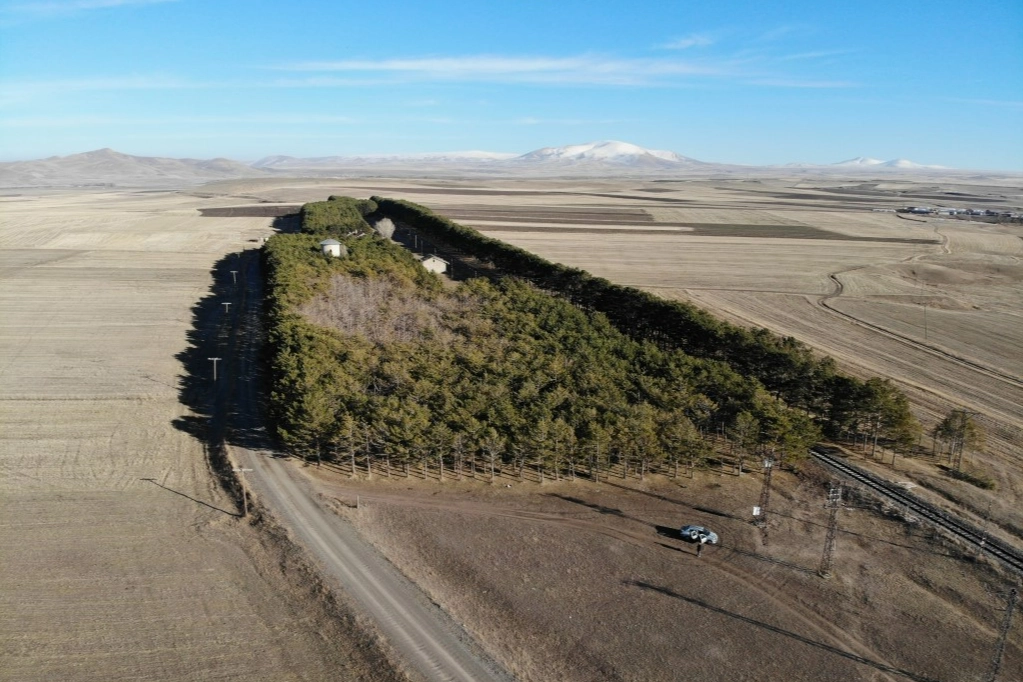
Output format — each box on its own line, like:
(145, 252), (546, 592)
(2, 173), (1021, 682)
(0, 190), (399, 681)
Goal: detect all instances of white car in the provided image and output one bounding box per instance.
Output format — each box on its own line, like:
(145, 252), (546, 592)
(679, 525), (719, 544)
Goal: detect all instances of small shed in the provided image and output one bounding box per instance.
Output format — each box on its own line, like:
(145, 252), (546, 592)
(421, 255), (449, 275)
(319, 239), (346, 258)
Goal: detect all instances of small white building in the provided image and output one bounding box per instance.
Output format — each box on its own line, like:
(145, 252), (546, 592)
(319, 239), (346, 258)
(421, 255), (449, 275)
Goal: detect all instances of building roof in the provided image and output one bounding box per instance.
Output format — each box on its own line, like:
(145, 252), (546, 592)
(319, 239), (341, 245)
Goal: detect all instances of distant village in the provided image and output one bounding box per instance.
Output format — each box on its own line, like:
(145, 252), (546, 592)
(872, 206), (1022, 221)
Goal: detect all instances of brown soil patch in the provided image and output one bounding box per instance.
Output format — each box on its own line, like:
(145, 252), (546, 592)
(198, 204), (301, 217)
(305, 464), (1022, 682)
(472, 222), (939, 242)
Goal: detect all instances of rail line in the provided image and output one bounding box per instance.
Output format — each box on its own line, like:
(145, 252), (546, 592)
(810, 447), (1023, 576)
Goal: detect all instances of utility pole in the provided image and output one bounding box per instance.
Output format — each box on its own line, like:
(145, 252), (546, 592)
(230, 270), (238, 284)
(207, 357), (221, 381)
(753, 456), (774, 545)
(222, 301), (231, 315)
(232, 467), (253, 517)
(819, 483), (843, 578)
(986, 588), (1018, 682)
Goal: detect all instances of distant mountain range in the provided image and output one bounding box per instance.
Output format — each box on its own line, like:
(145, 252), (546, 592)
(0, 148), (263, 187)
(0, 142), (982, 188)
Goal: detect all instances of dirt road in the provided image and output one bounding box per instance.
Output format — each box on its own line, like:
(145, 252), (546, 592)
(223, 251), (512, 682)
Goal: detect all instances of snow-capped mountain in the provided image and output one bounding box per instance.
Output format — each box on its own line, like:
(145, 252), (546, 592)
(880, 158), (947, 170)
(834, 156), (946, 170)
(245, 141), (706, 177)
(513, 140), (699, 167)
(834, 157), (885, 166)
(1, 143), (976, 187)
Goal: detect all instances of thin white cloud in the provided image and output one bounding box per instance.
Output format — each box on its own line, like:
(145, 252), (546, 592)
(757, 24), (813, 42)
(660, 34), (714, 50)
(0, 113), (360, 127)
(512, 116), (626, 126)
(276, 54), (739, 86)
(774, 49), (852, 62)
(748, 78), (857, 88)
(5, 0), (176, 16)
(0, 75), (195, 106)
(0, 51), (856, 107)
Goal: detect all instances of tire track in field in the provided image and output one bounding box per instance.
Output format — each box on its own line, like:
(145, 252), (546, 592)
(818, 269), (1023, 391)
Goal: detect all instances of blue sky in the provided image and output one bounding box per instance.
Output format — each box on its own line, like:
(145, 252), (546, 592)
(0, 0), (1020, 169)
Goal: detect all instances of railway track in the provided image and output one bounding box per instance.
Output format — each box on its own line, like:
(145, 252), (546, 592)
(810, 447), (1023, 576)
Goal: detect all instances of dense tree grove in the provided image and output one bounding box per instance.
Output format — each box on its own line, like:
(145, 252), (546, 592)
(372, 197), (920, 448)
(262, 196), (846, 479)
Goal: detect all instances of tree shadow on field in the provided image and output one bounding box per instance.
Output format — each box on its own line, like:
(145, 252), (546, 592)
(548, 493), (636, 521)
(172, 251), (240, 445)
(172, 213), (297, 493)
(598, 479), (695, 510)
(626, 580), (939, 682)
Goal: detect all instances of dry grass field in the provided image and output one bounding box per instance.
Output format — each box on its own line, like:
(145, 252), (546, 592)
(3, 173), (1021, 682)
(0, 189), (400, 681)
(309, 466), (1021, 682)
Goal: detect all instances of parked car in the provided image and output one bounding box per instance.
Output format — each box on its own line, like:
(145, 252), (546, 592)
(679, 525), (719, 544)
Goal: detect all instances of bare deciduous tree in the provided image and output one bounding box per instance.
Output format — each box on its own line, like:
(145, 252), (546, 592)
(374, 218), (396, 240)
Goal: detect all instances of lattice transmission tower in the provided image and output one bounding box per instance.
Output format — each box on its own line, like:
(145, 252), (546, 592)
(986, 587), (1018, 682)
(818, 483), (843, 578)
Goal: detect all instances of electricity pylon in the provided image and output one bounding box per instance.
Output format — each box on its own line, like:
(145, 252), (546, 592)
(819, 483), (843, 578)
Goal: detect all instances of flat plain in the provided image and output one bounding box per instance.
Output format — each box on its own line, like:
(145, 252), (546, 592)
(2, 172), (1021, 682)
(0, 189), (400, 681)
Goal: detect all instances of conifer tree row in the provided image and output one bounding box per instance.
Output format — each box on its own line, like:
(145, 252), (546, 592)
(261, 196), (841, 478)
(372, 197), (918, 445)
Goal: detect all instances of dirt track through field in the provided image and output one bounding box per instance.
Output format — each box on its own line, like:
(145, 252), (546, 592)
(820, 270), (1023, 389)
